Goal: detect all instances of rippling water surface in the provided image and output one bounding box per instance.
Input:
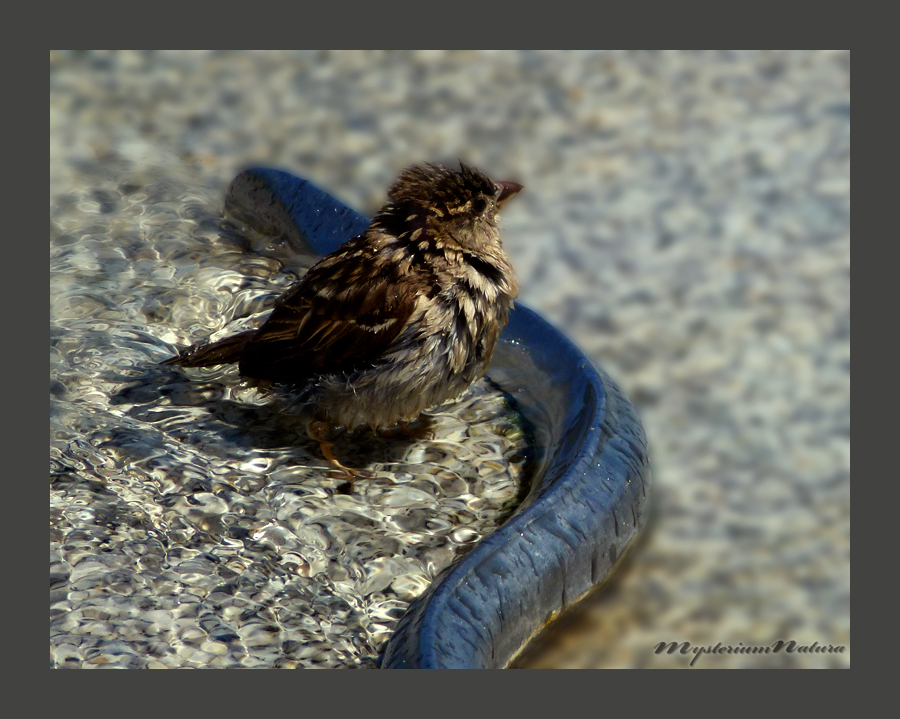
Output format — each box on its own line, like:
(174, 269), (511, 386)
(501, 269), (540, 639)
(50, 157), (532, 668)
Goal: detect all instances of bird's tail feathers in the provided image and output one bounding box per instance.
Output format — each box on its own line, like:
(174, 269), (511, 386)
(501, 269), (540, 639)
(162, 329), (257, 368)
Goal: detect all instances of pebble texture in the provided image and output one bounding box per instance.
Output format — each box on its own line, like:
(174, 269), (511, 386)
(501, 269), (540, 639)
(50, 50), (850, 668)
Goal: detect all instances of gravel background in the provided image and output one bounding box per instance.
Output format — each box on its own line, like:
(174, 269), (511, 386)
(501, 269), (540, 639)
(50, 50), (850, 668)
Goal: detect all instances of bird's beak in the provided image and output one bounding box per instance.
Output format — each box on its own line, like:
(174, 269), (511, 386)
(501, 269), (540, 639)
(495, 181), (524, 207)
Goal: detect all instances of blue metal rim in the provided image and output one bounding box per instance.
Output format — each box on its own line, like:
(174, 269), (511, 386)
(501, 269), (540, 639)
(225, 168), (652, 668)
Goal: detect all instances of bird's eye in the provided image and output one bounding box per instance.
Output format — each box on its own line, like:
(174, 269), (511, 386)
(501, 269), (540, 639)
(471, 196), (488, 214)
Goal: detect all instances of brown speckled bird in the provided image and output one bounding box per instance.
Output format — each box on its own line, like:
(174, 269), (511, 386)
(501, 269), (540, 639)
(164, 162), (522, 474)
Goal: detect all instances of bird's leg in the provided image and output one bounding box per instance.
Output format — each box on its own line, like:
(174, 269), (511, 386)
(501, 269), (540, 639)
(401, 416), (436, 439)
(306, 420), (371, 480)
(375, 416), (435, 440)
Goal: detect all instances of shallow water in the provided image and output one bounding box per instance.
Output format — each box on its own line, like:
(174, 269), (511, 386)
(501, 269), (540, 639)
(50, 157), (531, 668)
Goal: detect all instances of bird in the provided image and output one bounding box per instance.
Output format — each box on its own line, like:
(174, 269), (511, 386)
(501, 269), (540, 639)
(163, 161), (522, 477)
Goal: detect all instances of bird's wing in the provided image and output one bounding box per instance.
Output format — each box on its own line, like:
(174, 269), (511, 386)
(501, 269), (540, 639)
(238, 243), (421, 382)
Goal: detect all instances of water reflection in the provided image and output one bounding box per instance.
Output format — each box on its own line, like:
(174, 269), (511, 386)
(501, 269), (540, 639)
(50, 161), (531, 668)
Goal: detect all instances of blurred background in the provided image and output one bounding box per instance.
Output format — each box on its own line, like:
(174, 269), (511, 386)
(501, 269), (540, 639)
(50, 50), (850, 668)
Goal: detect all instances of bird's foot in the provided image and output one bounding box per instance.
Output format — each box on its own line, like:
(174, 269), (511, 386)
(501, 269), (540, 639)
(306, 420), (376, 483)
(375, 417), (435, 440)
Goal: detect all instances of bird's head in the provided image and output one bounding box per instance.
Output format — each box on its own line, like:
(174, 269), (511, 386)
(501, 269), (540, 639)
(379, 162), (523, 252)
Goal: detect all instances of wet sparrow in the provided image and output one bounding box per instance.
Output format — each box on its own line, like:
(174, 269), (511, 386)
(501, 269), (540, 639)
(164, 162), (522, 474)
